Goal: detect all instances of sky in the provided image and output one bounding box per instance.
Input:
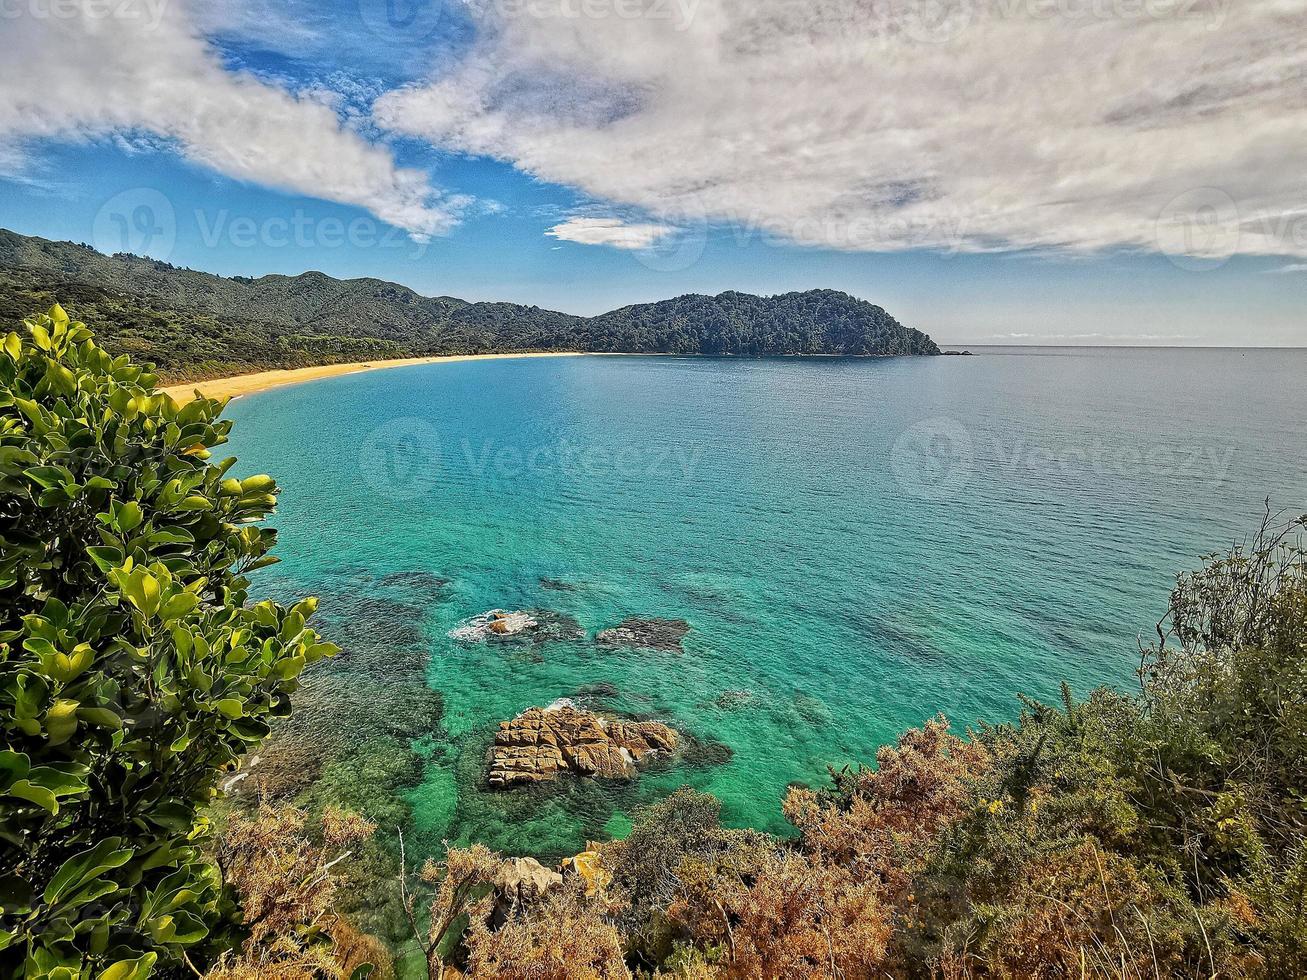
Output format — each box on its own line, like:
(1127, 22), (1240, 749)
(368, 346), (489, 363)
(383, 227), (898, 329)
(0, 0), (1304, 346)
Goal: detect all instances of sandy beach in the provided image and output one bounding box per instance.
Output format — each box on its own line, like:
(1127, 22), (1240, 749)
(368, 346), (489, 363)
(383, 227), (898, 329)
(160, 351), (587, 402)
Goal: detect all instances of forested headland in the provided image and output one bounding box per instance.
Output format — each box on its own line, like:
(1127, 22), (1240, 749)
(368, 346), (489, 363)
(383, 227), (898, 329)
(0, 230), (938, 383)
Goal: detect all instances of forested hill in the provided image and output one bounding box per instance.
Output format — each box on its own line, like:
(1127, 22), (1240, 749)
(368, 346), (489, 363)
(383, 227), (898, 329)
(0, 228), (938, 381)
(590, 290), (935, 357)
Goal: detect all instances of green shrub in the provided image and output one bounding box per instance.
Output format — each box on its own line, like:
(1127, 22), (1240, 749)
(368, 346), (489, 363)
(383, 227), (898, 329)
(0, 306), (337, 978)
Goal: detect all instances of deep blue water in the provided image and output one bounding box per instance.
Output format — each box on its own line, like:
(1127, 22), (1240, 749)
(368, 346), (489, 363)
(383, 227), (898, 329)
(224, 347), (1307, 855)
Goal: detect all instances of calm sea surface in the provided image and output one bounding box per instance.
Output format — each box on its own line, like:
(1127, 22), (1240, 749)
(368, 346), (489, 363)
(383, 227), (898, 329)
(224, 347), (1307, 856)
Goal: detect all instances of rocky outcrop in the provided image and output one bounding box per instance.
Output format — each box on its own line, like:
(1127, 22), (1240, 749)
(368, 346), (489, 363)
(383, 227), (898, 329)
(450, 609), (584, 644)
(596, 617), (690, 653)
(492, 857), (563, 921)
(562, 849), (612, 896)
(486, 703), (678, 789)
(488, 611), (538, 635)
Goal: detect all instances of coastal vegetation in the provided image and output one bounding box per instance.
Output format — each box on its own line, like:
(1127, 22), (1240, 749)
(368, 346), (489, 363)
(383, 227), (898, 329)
(0, 230), (937, 382)
(3, 307), (1306, 979)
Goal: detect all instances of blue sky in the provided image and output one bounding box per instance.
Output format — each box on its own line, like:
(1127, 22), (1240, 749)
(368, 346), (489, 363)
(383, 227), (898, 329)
(1, 0), (1304, 345)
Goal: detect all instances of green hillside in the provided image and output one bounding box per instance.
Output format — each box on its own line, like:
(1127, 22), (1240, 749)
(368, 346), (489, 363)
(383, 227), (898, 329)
(0, 229), (938, 381)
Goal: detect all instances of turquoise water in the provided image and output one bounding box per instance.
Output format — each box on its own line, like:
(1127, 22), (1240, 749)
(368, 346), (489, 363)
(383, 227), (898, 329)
(224, 347), (1307, 859)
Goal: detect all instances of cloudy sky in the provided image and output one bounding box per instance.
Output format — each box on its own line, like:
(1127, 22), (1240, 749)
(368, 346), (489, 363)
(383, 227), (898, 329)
(0, 0), (1304, 344)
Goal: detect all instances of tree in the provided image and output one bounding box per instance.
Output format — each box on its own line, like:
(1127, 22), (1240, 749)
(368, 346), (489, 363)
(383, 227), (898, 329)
(399, 841), (500, 980)
(0, 306), (338, 977)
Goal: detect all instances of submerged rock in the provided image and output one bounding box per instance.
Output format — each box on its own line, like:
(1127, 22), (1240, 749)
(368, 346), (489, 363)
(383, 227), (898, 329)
(596, 617), (690, 653)
(714, 689), (755, 710)
(486, 702), (678, 789)
(539, 577), (576, 592)
(450, 609), (583, 644)
(682, 734), (735, 769)
(377, 570), (451, 591)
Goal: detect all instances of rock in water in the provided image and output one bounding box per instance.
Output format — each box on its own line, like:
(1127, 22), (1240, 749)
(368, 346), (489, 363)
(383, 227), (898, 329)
(488, 611), (538, 635)
(450, 608), (584, 643)
(595, 617), (690, 653)
(486, 704), (678, 789)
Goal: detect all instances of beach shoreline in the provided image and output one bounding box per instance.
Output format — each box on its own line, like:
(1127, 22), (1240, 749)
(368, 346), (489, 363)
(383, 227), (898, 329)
(160, 351), (588, 402)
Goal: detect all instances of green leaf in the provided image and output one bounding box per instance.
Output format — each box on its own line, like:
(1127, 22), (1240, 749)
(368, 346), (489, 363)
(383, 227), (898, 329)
(45, 359), (77, 397)
(239, 474), (275, 494)
(117, 501), (143, 533)
(144, 801), (194, 833)
(44, 838), (132, 906)
(24, 764), (89, 799)
(0, 446), (39, 475)
(0, 750), (30, 790)
(87, 545), (125, 573)
(76, 706), (123, 730)
(119, 568), (162, 617)
(23, 465), (75, 491)
(5, 780), (57, 814)
(214, 698), (244, 719)
(43, 699), (80, 745)
(160, 593), (198, 620)
(97, 953), (156, 980)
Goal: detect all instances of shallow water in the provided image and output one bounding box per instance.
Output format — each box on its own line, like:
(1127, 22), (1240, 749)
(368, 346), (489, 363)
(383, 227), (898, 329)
(224, 347), (1307, 859)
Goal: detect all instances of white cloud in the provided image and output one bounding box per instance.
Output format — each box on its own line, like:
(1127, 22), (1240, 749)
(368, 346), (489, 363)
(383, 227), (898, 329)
(0, 1), (461, 240)
(547, 216), (676, 249)
(1267, 262), (1307, 273)
(375, 0), (1307, 257)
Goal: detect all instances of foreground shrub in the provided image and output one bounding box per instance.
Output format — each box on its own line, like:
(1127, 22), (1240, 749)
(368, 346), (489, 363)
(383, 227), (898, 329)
(466, 881), (631, 980)
(205, 804), (391, 980)
(0, 306), (337, 977)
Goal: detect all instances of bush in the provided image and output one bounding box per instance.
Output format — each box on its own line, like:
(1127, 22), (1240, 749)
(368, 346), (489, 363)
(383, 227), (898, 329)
(0, 306), (337, 977)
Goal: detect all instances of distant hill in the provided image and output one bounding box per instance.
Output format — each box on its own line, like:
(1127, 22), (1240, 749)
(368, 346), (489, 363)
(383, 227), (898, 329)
(0, 229), (939, 381)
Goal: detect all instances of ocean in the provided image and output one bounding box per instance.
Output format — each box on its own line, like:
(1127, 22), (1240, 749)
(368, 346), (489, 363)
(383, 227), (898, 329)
(223, 346), (1307, 858)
